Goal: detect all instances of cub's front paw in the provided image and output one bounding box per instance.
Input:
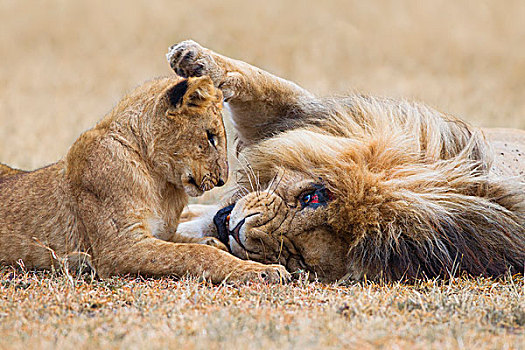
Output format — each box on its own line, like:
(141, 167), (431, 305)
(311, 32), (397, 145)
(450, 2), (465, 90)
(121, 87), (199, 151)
(167, 40), (221, 81)
(227, 262), (291, 284)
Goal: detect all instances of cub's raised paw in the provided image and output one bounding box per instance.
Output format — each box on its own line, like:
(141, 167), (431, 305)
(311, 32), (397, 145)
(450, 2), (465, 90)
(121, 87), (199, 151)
(167, 40), (220, 80)
(227, 263), (291, 284)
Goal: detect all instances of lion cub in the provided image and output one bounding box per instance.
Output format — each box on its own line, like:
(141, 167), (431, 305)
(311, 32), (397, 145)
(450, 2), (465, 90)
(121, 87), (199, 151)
(0, 76), (289, 283)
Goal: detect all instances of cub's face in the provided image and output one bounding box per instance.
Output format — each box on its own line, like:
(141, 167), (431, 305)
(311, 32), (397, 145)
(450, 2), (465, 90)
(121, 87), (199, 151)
(154, 76), (227, 196)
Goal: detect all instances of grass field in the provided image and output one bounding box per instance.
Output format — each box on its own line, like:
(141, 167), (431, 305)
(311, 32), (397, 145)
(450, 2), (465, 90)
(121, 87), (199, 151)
(1, 268), (523, 349)
(0, 1), (524, 348)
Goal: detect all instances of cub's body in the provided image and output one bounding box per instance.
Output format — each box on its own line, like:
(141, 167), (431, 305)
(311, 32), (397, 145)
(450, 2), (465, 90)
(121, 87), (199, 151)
(0, 76), (289, 283)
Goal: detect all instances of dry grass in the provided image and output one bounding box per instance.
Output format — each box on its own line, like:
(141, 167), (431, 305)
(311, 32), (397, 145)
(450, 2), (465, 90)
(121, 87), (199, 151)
(0, 1), (524, 348)
(1, 267), (523, 349)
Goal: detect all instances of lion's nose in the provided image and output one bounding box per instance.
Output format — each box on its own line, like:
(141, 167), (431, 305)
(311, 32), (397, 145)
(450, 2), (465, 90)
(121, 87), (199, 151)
(213, 204), (235, 247)
(217, 178), (225, 187)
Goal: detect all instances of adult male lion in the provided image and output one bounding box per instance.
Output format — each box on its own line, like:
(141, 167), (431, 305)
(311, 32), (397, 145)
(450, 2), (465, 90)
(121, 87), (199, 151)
(169, 40), (524, 282)
(0, 75), (289, 283)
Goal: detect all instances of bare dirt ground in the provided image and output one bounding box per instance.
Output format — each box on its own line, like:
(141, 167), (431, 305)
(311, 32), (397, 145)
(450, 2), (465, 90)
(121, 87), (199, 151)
(0, 1), (523, 348)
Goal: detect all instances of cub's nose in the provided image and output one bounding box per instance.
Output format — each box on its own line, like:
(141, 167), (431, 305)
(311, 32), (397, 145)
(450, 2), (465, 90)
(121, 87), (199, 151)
(216, 178), (225, 187)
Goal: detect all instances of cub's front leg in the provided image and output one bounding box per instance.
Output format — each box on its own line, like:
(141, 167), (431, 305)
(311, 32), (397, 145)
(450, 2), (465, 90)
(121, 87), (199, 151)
(79, 195), (290, 284)
(167, 40), (317, 145)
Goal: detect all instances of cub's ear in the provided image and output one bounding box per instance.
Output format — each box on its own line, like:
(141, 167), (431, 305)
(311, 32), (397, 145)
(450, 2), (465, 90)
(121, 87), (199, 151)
(165, 76), (222, 115)
(166, 79), (189, 108)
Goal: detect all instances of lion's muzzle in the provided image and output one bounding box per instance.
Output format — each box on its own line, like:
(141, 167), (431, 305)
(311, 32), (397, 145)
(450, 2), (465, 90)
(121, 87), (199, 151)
(214, 204), (234, 247)
(212, 192), (290, 261)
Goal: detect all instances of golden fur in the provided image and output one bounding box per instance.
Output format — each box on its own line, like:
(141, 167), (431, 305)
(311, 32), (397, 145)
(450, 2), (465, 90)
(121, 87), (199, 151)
(0, 163), (25, 177)
(0, 75), (289, 283)
(170, 40), (524, 282)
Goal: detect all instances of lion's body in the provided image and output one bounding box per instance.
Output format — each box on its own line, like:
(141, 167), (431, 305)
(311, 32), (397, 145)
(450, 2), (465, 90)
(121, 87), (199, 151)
(170, 41), (524, 282)
(0, 75), (289, 283)
(485, 128), (525, 177)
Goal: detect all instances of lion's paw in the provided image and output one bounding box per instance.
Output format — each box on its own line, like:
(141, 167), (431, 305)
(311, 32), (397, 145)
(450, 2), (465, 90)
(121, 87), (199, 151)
(167, 40), (221, 80)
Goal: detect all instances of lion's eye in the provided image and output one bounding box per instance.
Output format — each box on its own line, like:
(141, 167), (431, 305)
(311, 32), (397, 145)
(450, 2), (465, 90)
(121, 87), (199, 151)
(302, 193), (318, 205)
(300, 186), (333, 208)
(206, 130), (217, 148)
(300, 191), (321, 208)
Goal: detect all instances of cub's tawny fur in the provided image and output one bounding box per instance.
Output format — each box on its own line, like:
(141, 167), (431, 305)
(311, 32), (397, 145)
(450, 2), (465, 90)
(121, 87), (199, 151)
(169, 40), (524, 282)
(0, 75), (289, 283)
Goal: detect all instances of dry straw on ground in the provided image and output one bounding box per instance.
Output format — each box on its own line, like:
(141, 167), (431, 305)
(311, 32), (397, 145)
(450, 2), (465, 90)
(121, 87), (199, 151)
(0, 268), (524, 349)
(0, 1), (524, 348)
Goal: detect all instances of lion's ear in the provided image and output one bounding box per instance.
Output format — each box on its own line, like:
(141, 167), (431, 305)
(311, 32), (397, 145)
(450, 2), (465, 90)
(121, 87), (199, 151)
(165, 76), (220, 114)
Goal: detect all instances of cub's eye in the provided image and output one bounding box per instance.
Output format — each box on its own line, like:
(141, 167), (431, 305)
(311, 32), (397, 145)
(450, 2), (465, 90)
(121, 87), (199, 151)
(206, 130), (217, 148)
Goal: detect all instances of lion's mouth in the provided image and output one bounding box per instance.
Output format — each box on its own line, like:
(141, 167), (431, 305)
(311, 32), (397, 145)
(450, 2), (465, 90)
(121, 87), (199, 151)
(213, 204), (247, 252)
(213, 205), (271, 259)
(213, 204), (234, 247)
(213, 204), (252, 253)
(229, 218), (247, 249)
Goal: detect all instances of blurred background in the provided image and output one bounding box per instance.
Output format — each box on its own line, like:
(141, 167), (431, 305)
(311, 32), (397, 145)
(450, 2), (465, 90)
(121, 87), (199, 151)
(1, 0), (524, 172)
